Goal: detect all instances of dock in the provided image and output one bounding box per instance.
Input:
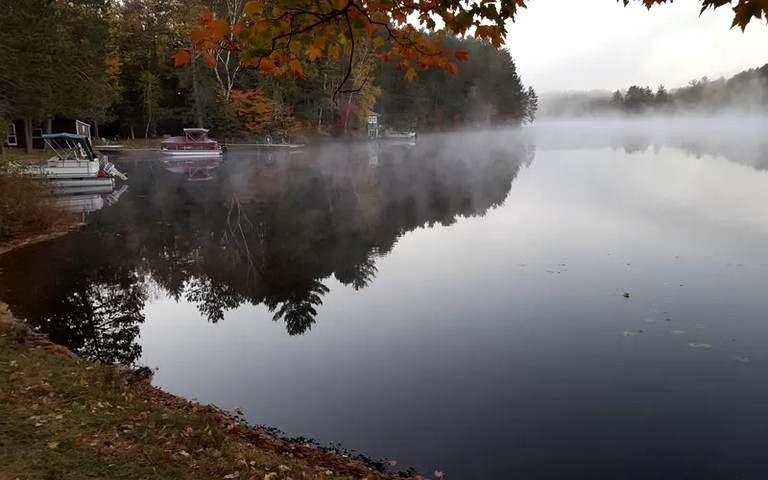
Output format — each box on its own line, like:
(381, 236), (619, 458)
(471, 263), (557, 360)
(223, 143), (305, 150)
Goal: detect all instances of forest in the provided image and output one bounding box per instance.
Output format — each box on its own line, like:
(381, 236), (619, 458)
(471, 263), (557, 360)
(0, 0), (537, 150)
(541, 64), (768, 117)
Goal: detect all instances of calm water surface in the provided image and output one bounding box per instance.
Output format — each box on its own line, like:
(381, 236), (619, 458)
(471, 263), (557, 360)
(3, 121), (768, 479)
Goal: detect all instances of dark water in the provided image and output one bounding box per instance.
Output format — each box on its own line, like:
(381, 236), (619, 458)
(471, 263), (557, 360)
(3, 123), (768, 479)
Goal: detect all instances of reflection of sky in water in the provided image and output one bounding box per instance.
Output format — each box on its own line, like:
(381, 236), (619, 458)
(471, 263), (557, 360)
(138, 139), (768, 479)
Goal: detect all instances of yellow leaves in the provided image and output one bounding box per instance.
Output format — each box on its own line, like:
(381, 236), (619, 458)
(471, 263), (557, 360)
(328, 44), (341, 60)
(405, 67), (416, 82)
(47, 441), (59, 449)
(306, 45), (322, 62)
(244, 1), (263, 16)
(173, 50), (191, 66)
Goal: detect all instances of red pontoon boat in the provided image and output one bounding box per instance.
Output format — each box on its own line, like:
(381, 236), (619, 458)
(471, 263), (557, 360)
(160, 128), (222, 156)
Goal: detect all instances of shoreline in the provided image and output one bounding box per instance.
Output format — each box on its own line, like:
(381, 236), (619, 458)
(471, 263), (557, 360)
(0, 302), (418, 479)
(0, 223), (82, 256)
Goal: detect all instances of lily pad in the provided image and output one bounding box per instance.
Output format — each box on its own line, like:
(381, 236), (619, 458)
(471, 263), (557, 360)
(688, 343), (712, 349)
(622, 331), (637, 337)
(670, 330), (685, 336)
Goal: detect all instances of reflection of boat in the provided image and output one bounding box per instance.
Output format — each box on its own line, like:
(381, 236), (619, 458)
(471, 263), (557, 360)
(160, 128), (223, 156)
(22, 133), (127, 188)
(56, 185), (128, 214)
(164, 156), (221, 182)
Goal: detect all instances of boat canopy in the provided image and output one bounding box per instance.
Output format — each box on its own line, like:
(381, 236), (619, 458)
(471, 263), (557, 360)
(182, 128), (212, 142)
(42, 133), (98, 161)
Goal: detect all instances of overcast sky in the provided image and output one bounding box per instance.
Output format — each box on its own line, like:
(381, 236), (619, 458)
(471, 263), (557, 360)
(505, 1), (768, 93)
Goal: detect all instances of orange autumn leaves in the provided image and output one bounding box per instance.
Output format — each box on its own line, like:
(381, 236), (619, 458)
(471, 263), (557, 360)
(175, 0), (498, 81)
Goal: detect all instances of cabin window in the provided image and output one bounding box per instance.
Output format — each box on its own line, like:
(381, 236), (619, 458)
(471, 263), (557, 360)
(5, 123), (17, 146)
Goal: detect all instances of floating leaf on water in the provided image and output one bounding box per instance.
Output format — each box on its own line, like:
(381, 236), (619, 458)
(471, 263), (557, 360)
(434, 471), (445, 479)
(623, 292), (630, 298)
(733, 356), (751, 363)
(622, 331), (637, 337)
(642, 318), (656, 323)
(671, 330), (685, 336)
(688, 343), (712, 349)
(695, 324), (709, 330)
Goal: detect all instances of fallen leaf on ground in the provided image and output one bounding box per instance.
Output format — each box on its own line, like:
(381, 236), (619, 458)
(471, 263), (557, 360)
(47, 441), (59, 449)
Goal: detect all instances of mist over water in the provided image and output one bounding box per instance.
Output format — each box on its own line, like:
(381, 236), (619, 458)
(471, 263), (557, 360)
(2, 120), (768, 478)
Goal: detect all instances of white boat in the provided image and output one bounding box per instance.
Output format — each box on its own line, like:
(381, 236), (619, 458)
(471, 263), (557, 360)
(160, 128), (223, 156)
(23, 133), (128, 185)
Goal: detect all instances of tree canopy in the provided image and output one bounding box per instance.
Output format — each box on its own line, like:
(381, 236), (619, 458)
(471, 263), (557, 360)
(183, 0), (768, 87)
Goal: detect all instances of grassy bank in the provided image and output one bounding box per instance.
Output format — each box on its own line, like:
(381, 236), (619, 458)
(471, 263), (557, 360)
(0, 304), (407, 480)
(0, 154), (78, 250)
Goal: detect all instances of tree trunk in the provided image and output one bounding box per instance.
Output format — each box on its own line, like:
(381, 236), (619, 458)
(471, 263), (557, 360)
(190, 47), (204, 127)
(130, 125), (135, 140)
(44, 118), (52, 134)
(343, 92), (353, 136)
(93, 120), (100, 139)
(23, 117), (33, 153)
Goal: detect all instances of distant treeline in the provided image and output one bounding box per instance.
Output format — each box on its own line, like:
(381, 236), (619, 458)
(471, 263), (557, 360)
(0, 0), (536, 150)
(541, 64), (768, 118)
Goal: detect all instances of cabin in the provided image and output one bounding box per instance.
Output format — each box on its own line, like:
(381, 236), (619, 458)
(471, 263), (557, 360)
(367, 112), (381, 138)
(4, 119), (91, 150)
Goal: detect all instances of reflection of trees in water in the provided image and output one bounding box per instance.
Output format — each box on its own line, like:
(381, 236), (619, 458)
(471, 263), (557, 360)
(0, 134), (534, 363)
(614, 133), (768, 170)
(265, 280), (330, 336)
(0, 246), (147, 364)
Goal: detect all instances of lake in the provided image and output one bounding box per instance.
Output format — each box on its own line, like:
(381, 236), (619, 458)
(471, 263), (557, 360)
(2, 119), (768, 479)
